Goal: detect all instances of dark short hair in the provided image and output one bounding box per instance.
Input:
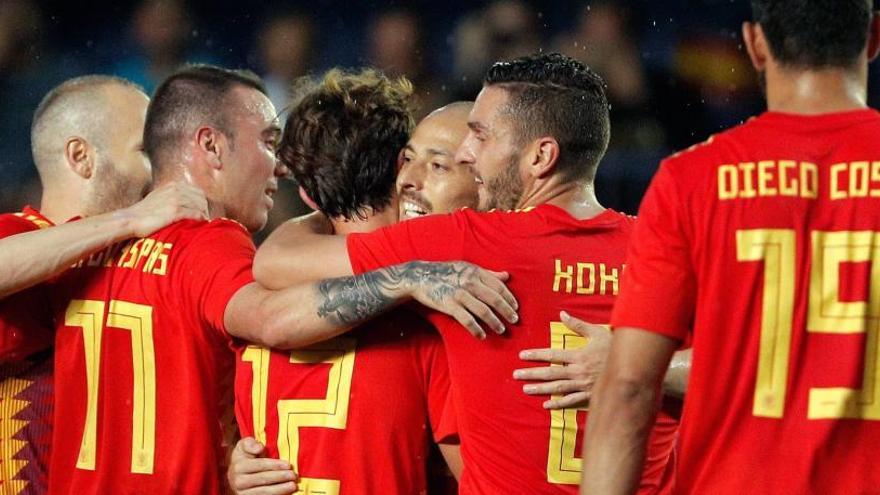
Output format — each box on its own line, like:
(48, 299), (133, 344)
(144, 64), (267, 171)
(484, 52), (610, 182)
(278, 68), (415, 220)
(751, 0), (872, 69)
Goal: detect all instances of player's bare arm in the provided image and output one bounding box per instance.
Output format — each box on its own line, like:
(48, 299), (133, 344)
(580, 327), (678, 495)
(253, 211), (351, 290)
(514, 312), (691, 408)
(438, 443), (463, 481)
(0, 182), (207, 299)
(227, 260), (518, 348)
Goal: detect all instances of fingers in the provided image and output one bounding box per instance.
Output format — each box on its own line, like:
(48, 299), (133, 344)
(513, 364), (572, 382)
(456, 290), (505, 335)
(521, 379), (588, 397)
(543, 391), (590, 410)
(517, 348), (573, 364)
(474, 270), (519, 323)
(449, 306), (486, 340)
(232, 469), (298, 491)
(560, 311), (609, 339)
(466, 277), (519, 326)
(236, 481), (298, 495)
(232, 457), (293, 476)
(237, 437), (266, 457)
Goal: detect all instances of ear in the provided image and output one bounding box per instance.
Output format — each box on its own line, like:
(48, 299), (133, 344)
(867, 13), (880, 62)
(64, 137), (95, 179)
(195, 126), (226, 171)
(742, 22), (769, 72)
(298, 186), (320, 211)
(529, 136), (561, 179)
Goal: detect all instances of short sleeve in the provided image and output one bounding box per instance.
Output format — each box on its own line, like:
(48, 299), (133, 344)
(0, 214), (53, 361)
(420, 333), (458, 444)
(346, 211), (468, 274)
(610, 162), (696, 341)
(173, 220), (256, 337)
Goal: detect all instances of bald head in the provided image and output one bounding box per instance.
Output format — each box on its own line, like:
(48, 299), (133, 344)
(424, 100), (473, 123)
(30, 76), (146, 183)
(30, 75), (153, 217)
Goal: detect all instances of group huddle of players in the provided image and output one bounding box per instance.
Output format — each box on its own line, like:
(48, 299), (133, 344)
(2, 1), (880, 494)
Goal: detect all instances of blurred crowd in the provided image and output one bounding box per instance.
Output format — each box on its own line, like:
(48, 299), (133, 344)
(2, 0), (879, 230)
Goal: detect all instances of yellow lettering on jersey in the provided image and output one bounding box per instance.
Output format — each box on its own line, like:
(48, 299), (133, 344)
(151, 243), (172, 276)
(117, 239), (141, 268)
(599, 264), (620, 295)
(830, 161), (880, 200)
(553, 261), (622, 296)
(553, 259), (574, 293)
(718, 164), (738, 200)
(575, 263), (596, 295)
(757, 160), (777, 196)
(718, 161), (818, 200)
(778, 160), (797, 196)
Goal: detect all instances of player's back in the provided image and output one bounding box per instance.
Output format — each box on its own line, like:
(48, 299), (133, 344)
(48, 219), (254, 494)
(658, 108), (880, 494)
(234, 308), (454, 495)
(347, 205), (678, 494)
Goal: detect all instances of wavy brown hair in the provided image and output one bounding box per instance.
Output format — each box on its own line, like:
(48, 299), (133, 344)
(279, 68), (415, 220)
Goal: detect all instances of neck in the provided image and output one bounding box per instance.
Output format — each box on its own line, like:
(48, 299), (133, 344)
(517, 175), (605, 220)
(330, 207), (397, 236)
(39, 185), (85, 224)
(153, 168), (225, 220)
(765, 63), (868, 114)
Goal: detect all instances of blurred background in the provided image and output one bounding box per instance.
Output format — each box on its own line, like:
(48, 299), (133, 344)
(1, 0), (879, 233)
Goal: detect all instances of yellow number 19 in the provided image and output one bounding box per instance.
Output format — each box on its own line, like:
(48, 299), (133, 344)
(64, 299), (157, 474)
(737, 230), (880, 420)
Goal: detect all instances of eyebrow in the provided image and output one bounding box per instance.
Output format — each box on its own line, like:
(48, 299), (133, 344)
(426, 148), (452, 157)
(262, 125), (282, 137)
(403, 144), (451, 158)
(468, 121), (488, 133)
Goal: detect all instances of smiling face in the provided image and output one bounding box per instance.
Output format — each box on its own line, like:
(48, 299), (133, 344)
(396, 103), (479, 219)
(454, 86), (525, 211)
(216, 86), (283, 232)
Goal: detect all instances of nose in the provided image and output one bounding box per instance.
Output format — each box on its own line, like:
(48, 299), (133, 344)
(454, 135), (476, 166)
(275, 160), (292, 179)
(396, 159), (424, 193)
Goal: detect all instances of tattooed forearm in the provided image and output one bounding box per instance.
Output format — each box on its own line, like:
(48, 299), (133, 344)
(315, 260), (478, 326)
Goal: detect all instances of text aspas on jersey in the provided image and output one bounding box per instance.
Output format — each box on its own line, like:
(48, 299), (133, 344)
(717, 160), (880, 200)
(72, 237), (171, 275)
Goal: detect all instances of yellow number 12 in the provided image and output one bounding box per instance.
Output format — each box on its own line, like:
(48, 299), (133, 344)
(737, 230), (880, 420)
(64, 299), (157, 474)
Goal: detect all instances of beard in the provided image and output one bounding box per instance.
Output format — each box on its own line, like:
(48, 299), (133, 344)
(81, 157), (150, 217)
(484, 152), (524, 211)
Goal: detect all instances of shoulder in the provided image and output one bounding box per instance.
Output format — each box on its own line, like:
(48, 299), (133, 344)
(164, 218), (253, 246)
(662, 119), (760, 173)
(0, 211), (43, 238)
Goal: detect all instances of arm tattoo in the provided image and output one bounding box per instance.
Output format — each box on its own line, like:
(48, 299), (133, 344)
(315, 260), (475, 326)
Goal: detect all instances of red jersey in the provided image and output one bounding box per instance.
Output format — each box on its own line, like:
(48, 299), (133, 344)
(347, 205), (678, 494)
(611, 109), (880, 494)
(47, 219), (254, 494)
(234, 308), (455, 494)
(0, 207), (55, 495)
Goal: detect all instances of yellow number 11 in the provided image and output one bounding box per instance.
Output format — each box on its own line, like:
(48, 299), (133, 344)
(64, 299), (157, 474)
(737, 230), (880, 420)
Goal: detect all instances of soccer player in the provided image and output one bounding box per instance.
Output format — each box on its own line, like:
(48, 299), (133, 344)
(232, 69), (467, 495)
(0, 75), (206, 494)
(580, 1), (880, 494)
(228, 98), (480, 495)
(252, 52), (678, 494)
(46, 65), (513, 494)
